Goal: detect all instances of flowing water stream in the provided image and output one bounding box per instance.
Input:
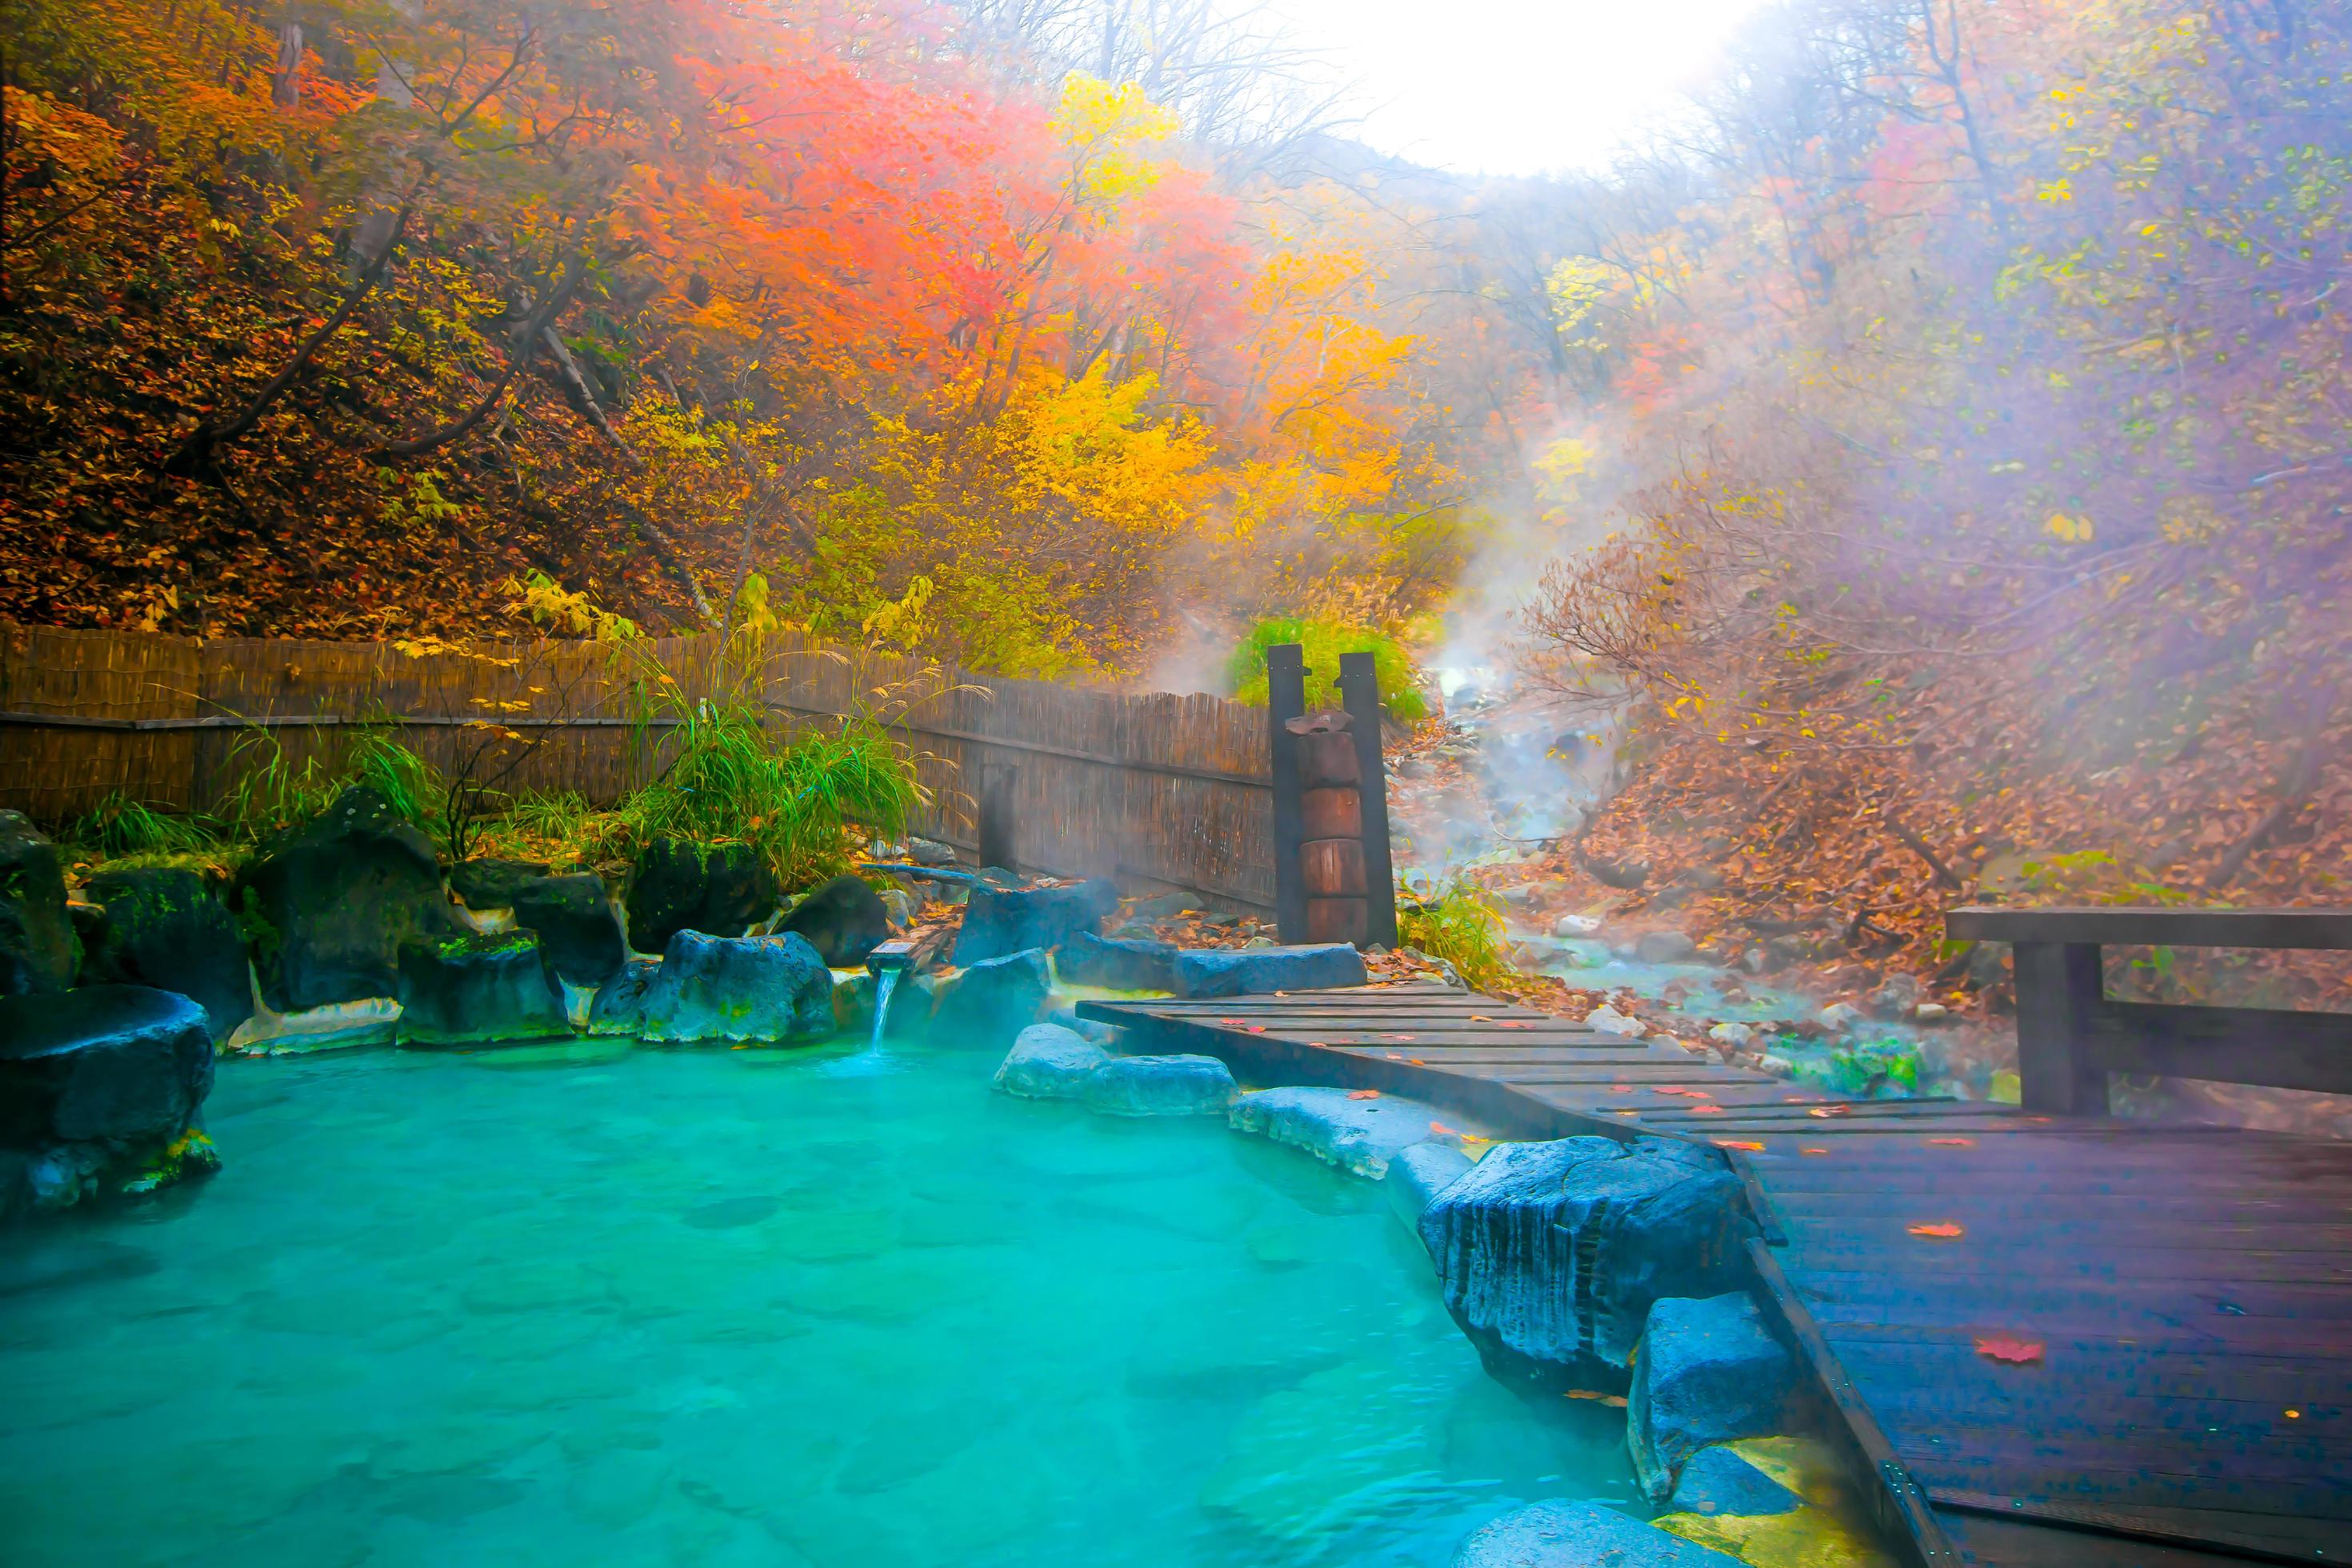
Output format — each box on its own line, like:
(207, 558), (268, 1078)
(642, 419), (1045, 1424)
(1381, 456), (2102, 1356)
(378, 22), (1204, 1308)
(0, 1036), (1637, 1566)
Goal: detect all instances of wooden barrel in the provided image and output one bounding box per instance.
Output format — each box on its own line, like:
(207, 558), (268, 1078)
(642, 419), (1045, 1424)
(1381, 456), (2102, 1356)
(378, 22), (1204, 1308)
(1302, 786), (1362, 841)
(1301, 837), (1367, 897)
(1297, 732), (1359, 788)
(1306, 897), (1369, 944)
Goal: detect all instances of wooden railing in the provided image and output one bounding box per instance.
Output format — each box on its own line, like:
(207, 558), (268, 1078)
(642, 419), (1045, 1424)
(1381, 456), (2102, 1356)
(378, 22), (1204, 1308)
(1946, 906), (2352, 1111)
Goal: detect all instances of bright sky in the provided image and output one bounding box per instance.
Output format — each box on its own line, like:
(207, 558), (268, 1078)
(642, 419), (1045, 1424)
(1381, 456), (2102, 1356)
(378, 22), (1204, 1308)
(1265, 0), (1772, 175)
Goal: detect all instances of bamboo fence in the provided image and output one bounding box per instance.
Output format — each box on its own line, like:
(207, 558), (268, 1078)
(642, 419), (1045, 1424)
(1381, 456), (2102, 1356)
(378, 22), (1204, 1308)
(0, 622), (1274, 910)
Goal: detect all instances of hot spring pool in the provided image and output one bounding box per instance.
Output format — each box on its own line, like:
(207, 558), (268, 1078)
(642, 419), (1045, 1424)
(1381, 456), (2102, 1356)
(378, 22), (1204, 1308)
(0, 1036), (1638, 1566)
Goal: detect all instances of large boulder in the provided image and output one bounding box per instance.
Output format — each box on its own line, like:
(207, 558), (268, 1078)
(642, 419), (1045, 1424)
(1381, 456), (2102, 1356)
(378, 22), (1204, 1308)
(1418, 1137), (1757, 1386)
(395, 931), (571, 1047)
(232, 785), (458, 1010)
(953, 879), (1120, 964)
(624, 838), (778, 953)
(597, 930), (834, 1044)
(990, 1022), (1110, 1099)
(1228, 1086), (1451, 1179)
(0, 986), (215, 1214)
(1082, 1053), (1235, 1116)
(1173, 943), (1366, 998)
(1451, 1501), (1742, 1567)
(777, 874), (890, 968)
(0, 810), (76, 996)
(1384, 1139), (1474, 1228)
(447, 857), (551, 910)
(80, 866), (252, 1042)
(1629, 1294), (1805, 1502)
(510, 873), (626, 990)
(1055, 930), (1179, 990)
(932, 947), (1053, 1040)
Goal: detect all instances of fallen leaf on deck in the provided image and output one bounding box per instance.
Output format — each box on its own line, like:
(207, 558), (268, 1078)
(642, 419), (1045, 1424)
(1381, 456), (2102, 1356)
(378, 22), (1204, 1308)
(1974, 1335), (2044, 1364)
(1246, 1025), (1266, 1034)
(1908, 1222), (1966, 1238)
(1715, 1140), (1766, 1150)
(1801, 1146), (1831, 1155)
(1807, 1105), (1851, 1118)
(1346, 1089), (1380, 1100)
(1688, 1105), (1727, 1114)
(1928, 1137), (1975, 1147)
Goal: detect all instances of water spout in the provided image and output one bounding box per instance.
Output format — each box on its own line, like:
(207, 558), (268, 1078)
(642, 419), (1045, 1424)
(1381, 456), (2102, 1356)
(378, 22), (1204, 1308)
(864, 939), (916, 1052)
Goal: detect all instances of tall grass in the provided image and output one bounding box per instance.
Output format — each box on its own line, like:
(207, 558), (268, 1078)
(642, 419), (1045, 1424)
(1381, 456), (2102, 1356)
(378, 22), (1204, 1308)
(68, 792), (222, 862)
(618, 656), (926, 888)
(1397, 875), (1508, 988)
(1226, 616), (1427, 722)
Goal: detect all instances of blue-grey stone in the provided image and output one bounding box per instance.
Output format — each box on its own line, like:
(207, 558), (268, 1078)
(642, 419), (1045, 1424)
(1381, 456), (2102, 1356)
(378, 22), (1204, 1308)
(1384, 1139), (1474, 1228)
(1665, 1444), (1803, 1518)
(587, 958), (661, 1034)
(1082, 1053), (1234, 1115)
(396, 931), (570, 1046)
(1055, 930), (1178, 990)
(81, 866), (253, 1043)
(934, 948), (1053, 1042)
(1450, 1500), (1742, 1566)
(1228, 1086), (1449, 1178)
(1630, 1293), (1804, 1502)
(1172, 943), (1366, 998)
(992, 1023), (1109, 1099)
(1419, 1136), (1756, 1384)
(953, 881), (1119, 964)
(0, 985), (214, 1148)
(607, 930), (834, 1044)
(231, 785), (458, 1010)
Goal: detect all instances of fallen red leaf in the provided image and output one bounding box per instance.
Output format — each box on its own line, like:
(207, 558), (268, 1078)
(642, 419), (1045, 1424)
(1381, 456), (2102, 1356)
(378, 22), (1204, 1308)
(1346, 1089), (1380, 1100)
(1928, 1137), (1975, 1147)
(1801, 1146), (1831, 1155)
(1429, 1121), (1456, 1136)
(1974, 1335), (2044, 1364)
(1909, 1222), (1966, 1238)
(1408, 1057), (1426, 1065)
(1715, 1139), (1766, 1150)
(1808, 1105), (1852, 1118)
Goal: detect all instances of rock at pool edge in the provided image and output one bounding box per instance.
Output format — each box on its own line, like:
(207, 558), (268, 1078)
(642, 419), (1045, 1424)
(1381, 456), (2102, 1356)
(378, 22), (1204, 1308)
(1451, 1500), (1744, 1566)
(1082, 1053), (1235, 1115)
(1629, 1292), (1806, 1504)
(0, 986), (216, 1214)
(1172, 943), (1365, 998)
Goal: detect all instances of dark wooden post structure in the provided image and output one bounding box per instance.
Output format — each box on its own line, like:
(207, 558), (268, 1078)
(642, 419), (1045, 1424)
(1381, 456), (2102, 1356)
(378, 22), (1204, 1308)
(977, 765), (1019, 874)
(1337, 650), (1400, 949)
(2010, 940), (2108, 1114)
(1266, 644), (1310, 942)
(1265, 642), (1401, 949)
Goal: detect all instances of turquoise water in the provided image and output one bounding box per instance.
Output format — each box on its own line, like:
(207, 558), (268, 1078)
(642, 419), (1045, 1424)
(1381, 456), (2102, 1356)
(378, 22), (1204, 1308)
(0, 1038), (1636, 1566)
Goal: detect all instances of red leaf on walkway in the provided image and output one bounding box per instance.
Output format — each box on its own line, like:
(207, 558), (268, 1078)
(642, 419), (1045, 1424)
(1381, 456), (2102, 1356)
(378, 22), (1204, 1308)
(1974, 1335), (2044, 1364)
(1909, 1222), (1966, 1238)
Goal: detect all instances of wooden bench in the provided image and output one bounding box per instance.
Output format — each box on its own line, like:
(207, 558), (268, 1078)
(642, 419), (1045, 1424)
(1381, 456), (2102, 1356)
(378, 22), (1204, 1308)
(1944, 906), (2352, 1113)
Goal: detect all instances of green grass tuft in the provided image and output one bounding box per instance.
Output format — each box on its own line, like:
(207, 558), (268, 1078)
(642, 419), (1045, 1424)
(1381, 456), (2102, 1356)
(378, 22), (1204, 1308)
(1396, 875), (1508, 988)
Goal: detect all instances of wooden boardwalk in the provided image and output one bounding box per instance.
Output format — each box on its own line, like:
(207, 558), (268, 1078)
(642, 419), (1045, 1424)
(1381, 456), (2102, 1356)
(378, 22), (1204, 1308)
(1079, 984), (2352, 1567)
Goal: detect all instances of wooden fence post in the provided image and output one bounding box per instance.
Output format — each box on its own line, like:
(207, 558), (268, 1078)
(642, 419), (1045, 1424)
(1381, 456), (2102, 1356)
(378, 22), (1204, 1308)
(1266, 643), (1308, 943)
(978, 764), (1020, 874)
(2012, 941), (2109, 1114)
(1337, 651), (1399, 950)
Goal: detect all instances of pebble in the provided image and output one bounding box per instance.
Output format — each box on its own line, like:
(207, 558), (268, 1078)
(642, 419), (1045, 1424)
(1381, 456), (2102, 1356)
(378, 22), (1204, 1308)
(1757, 1054), (1794, 1078)
(1553, 913), (1602, 938)
(1585, 1006), (1646, 1038)
(1818, 1002), (1864, 1034)
(1706, 1021), (1754, 1048)
(1913, 1002), (1950, 1023)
